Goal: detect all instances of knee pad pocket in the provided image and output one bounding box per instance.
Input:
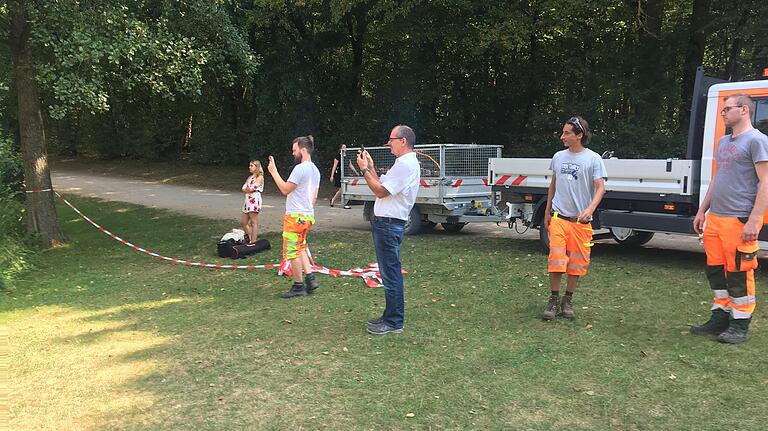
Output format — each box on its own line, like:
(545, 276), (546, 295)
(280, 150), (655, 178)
(735, 244), (759, 272)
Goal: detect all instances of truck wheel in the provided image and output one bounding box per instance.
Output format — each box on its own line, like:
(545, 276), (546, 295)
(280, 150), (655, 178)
(441, 222), (466, 233)
(539, 226), (550, 253)
(610, 228), (654, 247)
(363, 201), (374, 226)
(404, 206), (422, 235)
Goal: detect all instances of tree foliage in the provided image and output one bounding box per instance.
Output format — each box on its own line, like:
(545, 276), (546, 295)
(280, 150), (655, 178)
(3, 0), (768, 167)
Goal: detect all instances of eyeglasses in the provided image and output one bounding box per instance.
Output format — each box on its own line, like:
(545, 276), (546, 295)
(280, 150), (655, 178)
(567, 116), (585, 134)
(386, 136), (404, 145)
(721, 105), (743, 115)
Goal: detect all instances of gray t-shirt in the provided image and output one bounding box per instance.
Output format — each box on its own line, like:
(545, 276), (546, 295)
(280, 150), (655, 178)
(710, 128), (768, 217)
(549, 148), (608, 218)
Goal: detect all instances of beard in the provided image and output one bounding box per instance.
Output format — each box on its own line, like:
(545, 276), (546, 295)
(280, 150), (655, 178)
(293, 154), (303, 165)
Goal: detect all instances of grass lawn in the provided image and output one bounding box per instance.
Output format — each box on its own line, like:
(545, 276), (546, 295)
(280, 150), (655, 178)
(5, 196), (768, 430)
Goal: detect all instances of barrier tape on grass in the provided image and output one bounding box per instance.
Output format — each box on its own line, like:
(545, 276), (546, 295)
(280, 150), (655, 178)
(51, 191), (393, 287)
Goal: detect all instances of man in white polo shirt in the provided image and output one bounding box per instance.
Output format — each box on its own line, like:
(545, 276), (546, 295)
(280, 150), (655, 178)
(267, 135), (321, 299)
(356, 125), (420, 335)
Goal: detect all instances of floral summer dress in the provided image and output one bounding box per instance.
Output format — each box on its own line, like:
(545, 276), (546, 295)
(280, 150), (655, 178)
(242, 176), (263, 213)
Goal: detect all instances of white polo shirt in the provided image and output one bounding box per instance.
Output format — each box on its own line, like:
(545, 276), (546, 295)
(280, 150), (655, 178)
(374, 151), (420, 221)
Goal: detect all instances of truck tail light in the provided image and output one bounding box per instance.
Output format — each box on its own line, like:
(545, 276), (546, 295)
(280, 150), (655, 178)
(664, 203), (676, 211)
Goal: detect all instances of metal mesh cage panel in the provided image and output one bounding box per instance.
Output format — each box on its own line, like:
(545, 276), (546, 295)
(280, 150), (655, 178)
(342, 145), (500, 178)
(444, 145), (501, 177)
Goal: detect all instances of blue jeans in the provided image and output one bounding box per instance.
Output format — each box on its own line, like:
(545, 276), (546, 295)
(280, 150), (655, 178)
(372, 218), (406, 329)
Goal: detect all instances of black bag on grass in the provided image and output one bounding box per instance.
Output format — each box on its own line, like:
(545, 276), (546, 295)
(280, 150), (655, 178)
(231, 239), (271, 259)
(217, 238), (239, 258)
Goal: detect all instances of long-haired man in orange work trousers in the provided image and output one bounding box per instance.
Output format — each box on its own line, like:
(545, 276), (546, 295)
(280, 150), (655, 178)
(542, 116), (607, 321)
(691, 94), (768, 343)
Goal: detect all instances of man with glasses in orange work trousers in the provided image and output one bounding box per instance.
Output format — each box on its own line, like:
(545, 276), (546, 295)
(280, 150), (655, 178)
(542, 116), (607, 321)
(357, 125), (420, 335)
(691, 94), (768, 344)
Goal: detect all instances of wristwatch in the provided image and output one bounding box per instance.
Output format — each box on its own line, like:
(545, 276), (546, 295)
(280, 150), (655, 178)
(361, 167), (370, 176)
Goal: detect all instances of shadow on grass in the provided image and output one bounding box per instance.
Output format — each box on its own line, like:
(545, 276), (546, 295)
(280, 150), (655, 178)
(6, 197), (768, 429)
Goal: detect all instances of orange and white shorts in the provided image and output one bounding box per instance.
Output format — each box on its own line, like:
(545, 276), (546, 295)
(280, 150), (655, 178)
(548, 214), (593, 276)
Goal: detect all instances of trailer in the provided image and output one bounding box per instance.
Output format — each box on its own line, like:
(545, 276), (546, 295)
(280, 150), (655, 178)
(341, 144), (503, 235)
(490, 68), (768, 249)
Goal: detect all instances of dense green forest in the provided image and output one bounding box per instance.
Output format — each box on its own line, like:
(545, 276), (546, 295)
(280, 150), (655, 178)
(0, 0), (767, 250)
(3, 0), (767, 164)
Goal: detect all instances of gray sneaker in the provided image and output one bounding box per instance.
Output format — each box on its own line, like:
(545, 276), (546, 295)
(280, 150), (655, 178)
(367, 317), (383, 326)
(367, 322), (403, 335)
(559, 295), (575, 320)
(542, 295), (559, 321)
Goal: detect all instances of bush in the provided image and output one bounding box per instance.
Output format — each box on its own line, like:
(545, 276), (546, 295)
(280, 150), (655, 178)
(0, 133), (30, 289)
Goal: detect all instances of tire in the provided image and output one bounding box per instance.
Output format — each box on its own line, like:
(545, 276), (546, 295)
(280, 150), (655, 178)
(403, 206), (423, 235)
(539, 226), (550, 253)
(423, 221), (437, 230)
(610, 228), (654, 247)
(441, 222), (466, 233)
(363, 201), (374, 226)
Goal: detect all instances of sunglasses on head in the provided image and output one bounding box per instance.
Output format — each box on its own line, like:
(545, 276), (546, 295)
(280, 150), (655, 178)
(567, 116), (584, 134)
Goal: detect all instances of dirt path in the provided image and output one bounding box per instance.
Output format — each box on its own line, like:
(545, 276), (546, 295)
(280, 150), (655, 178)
(51, 168), (706, 253)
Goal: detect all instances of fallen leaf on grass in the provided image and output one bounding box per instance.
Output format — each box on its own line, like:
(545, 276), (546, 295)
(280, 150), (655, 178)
(405, 413), (415, 418)
(668, 374), (677, 380)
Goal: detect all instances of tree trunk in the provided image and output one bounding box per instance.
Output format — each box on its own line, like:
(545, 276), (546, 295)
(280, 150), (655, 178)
(679, 0), (711, 131)
(635, 0), (666, 126)
(9, 0), (67, 246)
(724, 8), (751, 81)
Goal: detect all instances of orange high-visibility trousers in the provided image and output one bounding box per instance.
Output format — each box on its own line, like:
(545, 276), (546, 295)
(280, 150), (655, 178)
(282, 213), (315, 260)
(703, 213), (760, 320)
(548, 214), (594, 276)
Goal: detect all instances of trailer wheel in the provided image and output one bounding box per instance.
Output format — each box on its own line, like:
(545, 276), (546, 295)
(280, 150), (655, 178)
(610, 228), (654, 247)
(441, 222), (466, 233)
(404, 206), (422, 235)
(363, 201), (374, 226)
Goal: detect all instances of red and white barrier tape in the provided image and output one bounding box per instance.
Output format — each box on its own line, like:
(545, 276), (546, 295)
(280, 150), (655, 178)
(53, 191), (397, 287)
(25, 187), (53, 193)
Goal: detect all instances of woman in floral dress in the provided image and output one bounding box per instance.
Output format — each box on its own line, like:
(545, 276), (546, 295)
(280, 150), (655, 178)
(240, 160), (264, 243)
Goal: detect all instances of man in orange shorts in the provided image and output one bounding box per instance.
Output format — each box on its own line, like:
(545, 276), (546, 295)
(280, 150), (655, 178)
(691, 94), (768, 343)
(267, 135), (321, 299)
(542, 116), (606, 320)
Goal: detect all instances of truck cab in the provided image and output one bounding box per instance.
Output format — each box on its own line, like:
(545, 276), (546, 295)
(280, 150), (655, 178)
(490, 69), (768, 249)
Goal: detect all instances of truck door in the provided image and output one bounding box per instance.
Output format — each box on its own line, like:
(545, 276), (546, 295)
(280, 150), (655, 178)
(700, 84), (768, 239)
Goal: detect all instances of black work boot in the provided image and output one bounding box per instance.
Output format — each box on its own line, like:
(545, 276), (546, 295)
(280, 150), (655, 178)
(559, 295), (575, 320)
(305, 272), (320, 294)
(542, 294), (559, 321)
(718, 318), (750, 344)
(281, 282), (307, 299)
(690, 309), (730, 336)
